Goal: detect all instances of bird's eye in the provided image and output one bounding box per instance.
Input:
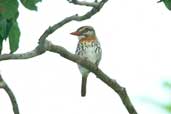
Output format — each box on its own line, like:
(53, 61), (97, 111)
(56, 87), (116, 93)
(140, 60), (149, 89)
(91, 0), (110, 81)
(83, 28), (88, 32)
(82, 28), (90, 33)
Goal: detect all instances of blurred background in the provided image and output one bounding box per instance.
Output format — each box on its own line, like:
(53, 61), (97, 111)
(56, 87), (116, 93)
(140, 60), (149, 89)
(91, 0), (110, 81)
(0, 0), (171, 114)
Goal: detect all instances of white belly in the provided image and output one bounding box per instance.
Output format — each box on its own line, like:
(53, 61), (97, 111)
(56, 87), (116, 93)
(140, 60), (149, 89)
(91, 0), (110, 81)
(76, 41), (102, 76)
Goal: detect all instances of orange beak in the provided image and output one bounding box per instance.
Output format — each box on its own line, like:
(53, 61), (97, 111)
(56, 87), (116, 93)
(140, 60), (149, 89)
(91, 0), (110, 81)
(70, 31), (80, 36)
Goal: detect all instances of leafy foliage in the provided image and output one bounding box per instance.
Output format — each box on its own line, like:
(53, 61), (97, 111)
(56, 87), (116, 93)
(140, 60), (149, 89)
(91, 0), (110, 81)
(158, 0), (171, 10)
(0, 0), (19, 19)
(9, 21), (20, 53)
(0, 17), (13, 53)
(20, 0), (42, 11)
(0, 36), (3, 54)
(0, 0), (19, 53)
(0, 17), (12, 40)
(163, 81), (171, 113)
(0, 0), (40, 53)
(164, 104), (171, 113)
(163, 81), (171, 88)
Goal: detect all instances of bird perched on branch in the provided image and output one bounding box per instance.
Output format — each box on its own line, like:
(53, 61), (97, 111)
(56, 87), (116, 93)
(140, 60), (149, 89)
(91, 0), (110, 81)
(70, 26), (102, 97)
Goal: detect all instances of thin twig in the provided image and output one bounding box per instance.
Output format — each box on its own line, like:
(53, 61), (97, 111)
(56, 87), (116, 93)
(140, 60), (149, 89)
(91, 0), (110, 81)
(39, 0), (108, 44)
(67, 0), (99, 7)
(0, 46), (45, 61)
(0, 74), (20, 114)
(157, 0), (163, 3)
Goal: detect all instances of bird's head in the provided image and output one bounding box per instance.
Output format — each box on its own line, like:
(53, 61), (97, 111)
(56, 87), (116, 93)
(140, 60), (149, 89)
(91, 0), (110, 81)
(70, 26), (96, 40)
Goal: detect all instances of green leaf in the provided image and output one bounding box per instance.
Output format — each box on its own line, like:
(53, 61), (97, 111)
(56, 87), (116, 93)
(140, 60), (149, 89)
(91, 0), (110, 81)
(163, 81), (171, 88)
(20, 0), (42, 11)
(0, 0), (19, 19)
(158, 0), (171, 10)
(6, 19), (13, 38)
(9, 21), (20, 53)
(0, 17), (13, 40)
(0, 18), (7, 38)
(0, 35), (3, 54)
(163, 104), (171, 112)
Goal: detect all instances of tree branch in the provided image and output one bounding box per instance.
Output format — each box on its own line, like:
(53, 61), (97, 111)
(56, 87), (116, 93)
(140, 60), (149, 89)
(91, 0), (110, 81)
(0, 0), (138, 114)
(0, 46), (45, 61)
(39, 0), (108, 44)
(67, 0), (99, 7)
(0, 40), (138, 114)
(47, 41), (138, 114)
(0, 74), (20, 114)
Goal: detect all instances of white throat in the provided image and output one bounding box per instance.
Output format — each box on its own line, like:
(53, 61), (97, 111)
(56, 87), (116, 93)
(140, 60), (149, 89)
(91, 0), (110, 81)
(78, 35), (86, 40)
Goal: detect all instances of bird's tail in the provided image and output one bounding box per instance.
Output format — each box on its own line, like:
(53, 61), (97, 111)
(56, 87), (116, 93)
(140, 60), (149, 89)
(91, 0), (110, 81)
(81, 76), (87, 97)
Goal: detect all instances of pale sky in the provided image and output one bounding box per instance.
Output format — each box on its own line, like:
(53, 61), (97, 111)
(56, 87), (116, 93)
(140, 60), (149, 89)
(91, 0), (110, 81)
(0, 0), (171, 114)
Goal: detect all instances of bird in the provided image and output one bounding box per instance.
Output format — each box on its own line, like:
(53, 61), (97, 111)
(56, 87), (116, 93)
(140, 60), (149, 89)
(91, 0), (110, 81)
(70, 26), (102, 97)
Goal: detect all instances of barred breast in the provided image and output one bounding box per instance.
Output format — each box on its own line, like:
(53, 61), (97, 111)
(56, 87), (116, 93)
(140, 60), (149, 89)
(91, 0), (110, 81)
(75, 40), (102, 75)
